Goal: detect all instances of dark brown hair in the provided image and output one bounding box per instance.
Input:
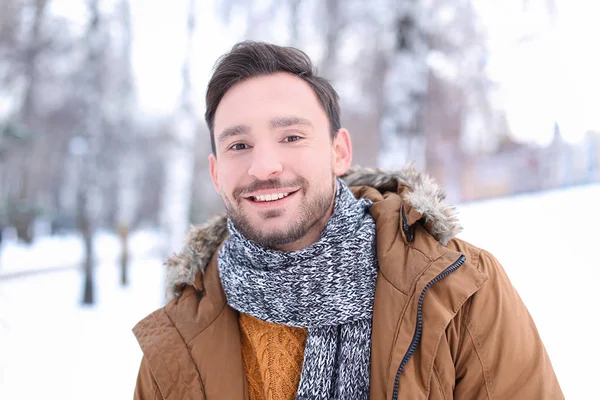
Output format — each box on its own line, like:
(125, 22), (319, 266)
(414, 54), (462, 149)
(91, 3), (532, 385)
(205, 41), (341, 154)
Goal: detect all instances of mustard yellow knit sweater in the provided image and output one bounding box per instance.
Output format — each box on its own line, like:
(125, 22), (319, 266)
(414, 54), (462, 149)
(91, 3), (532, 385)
(239, 313), (308, 400)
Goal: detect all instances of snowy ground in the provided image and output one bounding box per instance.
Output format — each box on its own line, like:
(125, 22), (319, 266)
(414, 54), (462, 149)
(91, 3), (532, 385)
(0, 231), (166, 400)
(1, 185), (598, 399)
(0, 229), (163, 278)
(456, 184), (600, 400)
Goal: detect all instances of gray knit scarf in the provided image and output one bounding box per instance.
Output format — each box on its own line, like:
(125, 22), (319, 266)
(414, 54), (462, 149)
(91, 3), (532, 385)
(218, 179), (378, 399)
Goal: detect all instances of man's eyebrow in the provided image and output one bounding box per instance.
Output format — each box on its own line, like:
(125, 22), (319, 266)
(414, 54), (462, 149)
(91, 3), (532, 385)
(270, 116), (313, 129)
(217, 124), (250, 143)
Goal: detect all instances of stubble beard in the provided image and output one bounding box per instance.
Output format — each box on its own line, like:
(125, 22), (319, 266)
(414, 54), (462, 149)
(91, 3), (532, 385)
(222, 176), (336, 249)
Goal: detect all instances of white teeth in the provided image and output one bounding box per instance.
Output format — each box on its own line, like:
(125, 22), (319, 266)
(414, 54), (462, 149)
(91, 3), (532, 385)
(253, 192), (290, 202)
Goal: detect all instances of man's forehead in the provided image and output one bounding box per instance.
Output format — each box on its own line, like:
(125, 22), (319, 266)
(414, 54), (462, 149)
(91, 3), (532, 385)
(212, 73), (328, 138)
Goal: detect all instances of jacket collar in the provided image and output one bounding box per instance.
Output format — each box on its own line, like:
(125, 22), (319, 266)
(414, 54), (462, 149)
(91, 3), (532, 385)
(164, 164), (462, 302)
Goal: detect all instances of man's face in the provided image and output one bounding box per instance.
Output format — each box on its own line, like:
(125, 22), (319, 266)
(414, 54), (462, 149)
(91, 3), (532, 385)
(209, 72), (352, 250)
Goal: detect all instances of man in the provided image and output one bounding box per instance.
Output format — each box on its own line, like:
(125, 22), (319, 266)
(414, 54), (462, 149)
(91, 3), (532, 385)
(133, 41), (563, 399)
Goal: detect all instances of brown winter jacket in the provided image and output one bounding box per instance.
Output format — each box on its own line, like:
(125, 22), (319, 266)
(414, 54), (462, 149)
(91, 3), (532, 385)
(133, 166), (564, 399)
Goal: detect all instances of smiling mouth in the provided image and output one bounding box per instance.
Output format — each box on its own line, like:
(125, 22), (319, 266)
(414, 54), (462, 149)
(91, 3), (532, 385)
(247, 189), (299, 203)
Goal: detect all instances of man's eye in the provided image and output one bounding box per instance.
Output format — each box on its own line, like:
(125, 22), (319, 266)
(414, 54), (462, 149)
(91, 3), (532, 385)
(229, 143), (249, 151)
(283, 135), (301, 143)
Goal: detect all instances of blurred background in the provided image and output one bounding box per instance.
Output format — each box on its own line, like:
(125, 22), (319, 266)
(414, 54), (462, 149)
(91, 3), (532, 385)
(0, 0), (598, 399)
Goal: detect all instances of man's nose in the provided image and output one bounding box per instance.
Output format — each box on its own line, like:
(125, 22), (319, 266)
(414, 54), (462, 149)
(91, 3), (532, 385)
(247, 144), (283, 180)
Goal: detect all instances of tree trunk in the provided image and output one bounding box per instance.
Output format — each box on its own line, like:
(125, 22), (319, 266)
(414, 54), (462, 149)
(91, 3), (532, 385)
(159, 0), (198, 256)
(20, 0), (47, 126)
(15, 0), (48, 243)
(288, 0), (302, 46)
(118, 223), (129, 286)
(378, 0), (429, 171)
(319, 0), (343, 80)
(78, 189), (95, 305)
(80, 0), (104, 305)
(115, 0), (136, 286)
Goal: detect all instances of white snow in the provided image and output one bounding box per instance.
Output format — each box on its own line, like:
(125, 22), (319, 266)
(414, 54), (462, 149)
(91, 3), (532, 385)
(0, 230), (166, 400)
(456, 184), (600, 400)
(0, 229), (164, 277)
(1, 185), (598, 399)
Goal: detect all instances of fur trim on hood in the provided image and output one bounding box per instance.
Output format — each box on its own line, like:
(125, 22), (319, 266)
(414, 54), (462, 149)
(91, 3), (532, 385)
(164, 164), (461, 302)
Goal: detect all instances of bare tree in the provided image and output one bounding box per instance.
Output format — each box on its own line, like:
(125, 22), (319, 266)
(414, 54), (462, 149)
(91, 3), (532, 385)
(318, 0), (345, 80)
(114, 0), (137, 286)
(9, 0), (49, 243)
(159, 0), (198, 256)
(377, 0), (429, 170)
(20, 0), (48, 129)
(288, 0), (303, 46)
(0, 0), (82, 242)
(78, 0), (106, 305)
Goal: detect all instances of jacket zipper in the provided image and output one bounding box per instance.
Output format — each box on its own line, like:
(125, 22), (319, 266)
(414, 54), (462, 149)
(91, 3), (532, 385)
(391, 255), (466, 400)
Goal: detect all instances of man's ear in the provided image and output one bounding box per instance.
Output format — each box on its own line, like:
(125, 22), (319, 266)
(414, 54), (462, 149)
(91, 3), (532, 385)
(209, 153), (220, 192)
(332, 128), (352, 176)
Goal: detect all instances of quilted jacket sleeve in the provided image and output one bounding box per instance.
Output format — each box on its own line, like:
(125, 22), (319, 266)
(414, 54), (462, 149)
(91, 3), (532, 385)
(134, 356), (163, 400)
(453, 250), (564, 399)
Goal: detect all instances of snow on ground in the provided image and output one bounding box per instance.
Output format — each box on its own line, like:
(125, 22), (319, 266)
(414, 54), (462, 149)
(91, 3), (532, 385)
(0, 231), (166, 400)
(0, 184), (598, 399)
(0, 228), (163, 277)
(456, 184), (600, 400)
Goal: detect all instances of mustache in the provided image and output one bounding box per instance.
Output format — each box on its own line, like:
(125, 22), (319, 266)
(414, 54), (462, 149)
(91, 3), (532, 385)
(233, 177), (308, 199)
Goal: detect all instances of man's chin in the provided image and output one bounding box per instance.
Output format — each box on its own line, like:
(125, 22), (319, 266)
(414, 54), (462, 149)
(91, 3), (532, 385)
(239, 218), (301, 247)
(250, 218), (291, 235)
(244, 207), (288, 223)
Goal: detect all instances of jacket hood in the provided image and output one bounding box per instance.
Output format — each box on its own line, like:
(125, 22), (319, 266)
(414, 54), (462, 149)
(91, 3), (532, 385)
(164, 164), (462, 302)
